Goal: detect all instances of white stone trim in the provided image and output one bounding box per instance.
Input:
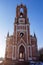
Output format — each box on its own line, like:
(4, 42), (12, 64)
(12, 45), (16, 60)
(16, 24), (29, 45)
(19, 59), (24, 61)
(18, 38), (26, 45)
(16, 24), (29, 32)
(25, 44), (35, 48)
(18, 43), (26, 56)
(15, 24), (17, 44)
(14, 24), (17, 43)
(17, 29), (27, 32)
(17, 24), (29, 26)
(27, 45), (32, 60)
(26, 24), (28, 44)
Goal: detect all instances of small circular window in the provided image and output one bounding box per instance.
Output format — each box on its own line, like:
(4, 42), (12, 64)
(20, 32), (24, 37)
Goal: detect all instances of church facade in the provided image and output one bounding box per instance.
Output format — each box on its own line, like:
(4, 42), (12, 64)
(5, 4), (38, 61)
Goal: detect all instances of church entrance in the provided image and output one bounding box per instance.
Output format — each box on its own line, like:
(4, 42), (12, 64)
(19, 45), (25, 61)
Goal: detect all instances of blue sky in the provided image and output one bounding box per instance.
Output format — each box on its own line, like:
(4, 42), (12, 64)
(0, 0), (43, 58)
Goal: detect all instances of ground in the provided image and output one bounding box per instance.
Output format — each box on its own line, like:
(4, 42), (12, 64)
(0, 60), (43, 65)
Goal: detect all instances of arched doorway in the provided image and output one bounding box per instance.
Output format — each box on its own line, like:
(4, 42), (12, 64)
(19, 45), (25, 60)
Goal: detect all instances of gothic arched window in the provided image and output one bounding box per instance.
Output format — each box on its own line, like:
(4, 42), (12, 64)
(20, 8), (24, 17)
(20, 8), (24, 13)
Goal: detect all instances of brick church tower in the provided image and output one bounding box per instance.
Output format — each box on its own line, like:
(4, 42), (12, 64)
(5, 4), (38, 63)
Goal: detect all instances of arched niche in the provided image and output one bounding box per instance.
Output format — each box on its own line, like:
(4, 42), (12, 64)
(19, 45), (25, 59)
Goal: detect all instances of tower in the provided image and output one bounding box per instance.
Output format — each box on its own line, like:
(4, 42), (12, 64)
(14, 4), (30, 61)
(5, 4), (38, 63)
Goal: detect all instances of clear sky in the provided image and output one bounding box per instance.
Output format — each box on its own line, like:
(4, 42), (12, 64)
(0, 0), (43, 58)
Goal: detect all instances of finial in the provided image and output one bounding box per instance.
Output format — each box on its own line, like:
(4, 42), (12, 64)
(7, 32), (9, 37)
(34, 32), (36, 38)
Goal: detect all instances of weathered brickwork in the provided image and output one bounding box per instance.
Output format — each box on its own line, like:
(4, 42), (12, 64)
(5, 4), (38, 61)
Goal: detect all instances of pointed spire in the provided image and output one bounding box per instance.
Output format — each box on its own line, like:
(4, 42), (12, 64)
(7, 32), (9, 38)
(34, 33), (36, 38)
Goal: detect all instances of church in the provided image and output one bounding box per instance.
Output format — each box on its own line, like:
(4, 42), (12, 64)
(4, 4), (38, 64)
